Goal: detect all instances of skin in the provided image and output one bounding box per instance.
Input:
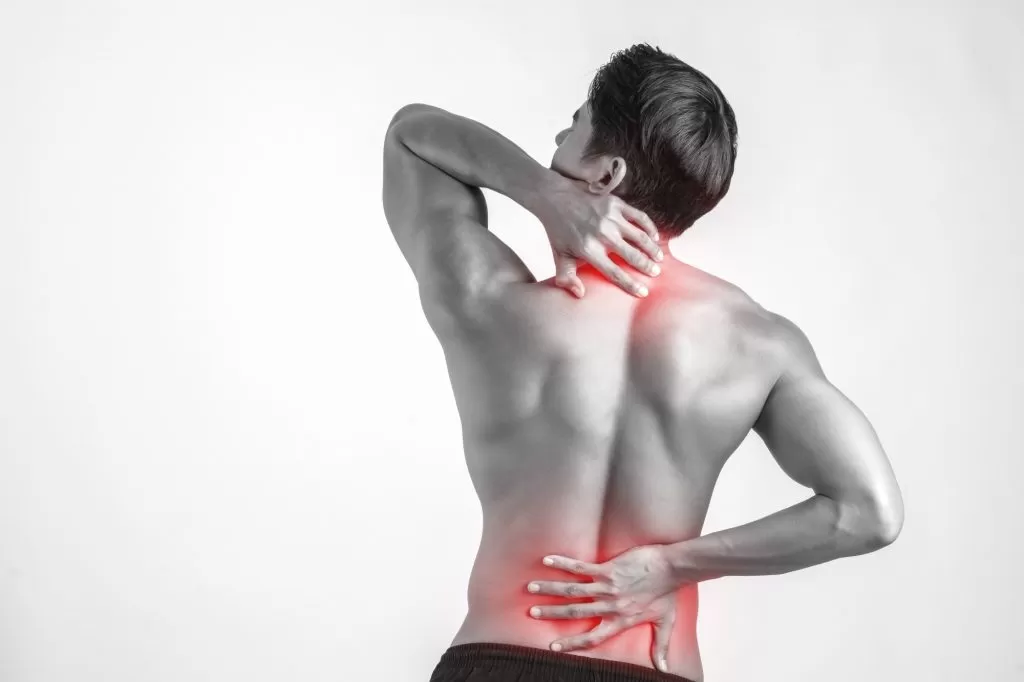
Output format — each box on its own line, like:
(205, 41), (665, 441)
(442, 103), (728, 678)
(438, 240), (767, 682)
(381, 99), (903, 681)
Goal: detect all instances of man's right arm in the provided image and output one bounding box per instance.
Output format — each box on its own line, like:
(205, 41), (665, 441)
(662, 312), (904, 583)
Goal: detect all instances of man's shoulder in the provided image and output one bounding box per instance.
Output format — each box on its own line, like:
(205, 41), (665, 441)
(666, 267), (803, 361)
(703, 282), (817, 381)
(664, 264), (770, 326)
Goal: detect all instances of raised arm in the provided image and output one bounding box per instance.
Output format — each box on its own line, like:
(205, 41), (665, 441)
(382, 103), (662, 319)
(382, 104), (538, 328)
(662, 313), (904, 582)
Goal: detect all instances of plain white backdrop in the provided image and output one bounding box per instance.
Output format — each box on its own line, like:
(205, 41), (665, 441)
(1, 1), (1022, 680)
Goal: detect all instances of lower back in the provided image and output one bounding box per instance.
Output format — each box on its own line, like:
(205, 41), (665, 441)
(451, 426), (711, 678)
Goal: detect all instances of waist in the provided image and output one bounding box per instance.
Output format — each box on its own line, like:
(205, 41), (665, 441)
(451, 585), (702, 681)
(436, 642), (700, 682)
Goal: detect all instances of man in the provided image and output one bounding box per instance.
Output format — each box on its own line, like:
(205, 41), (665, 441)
(382, 43), (903, 682)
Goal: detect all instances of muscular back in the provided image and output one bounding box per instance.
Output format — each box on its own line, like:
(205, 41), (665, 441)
(425, 257), (783, 680)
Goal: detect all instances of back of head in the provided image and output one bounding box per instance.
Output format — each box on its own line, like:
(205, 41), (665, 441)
(585, 43), (738, 239)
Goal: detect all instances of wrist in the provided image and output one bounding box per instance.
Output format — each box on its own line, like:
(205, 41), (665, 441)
(661, 539), (704, 585)
(519, 166), (567, 218)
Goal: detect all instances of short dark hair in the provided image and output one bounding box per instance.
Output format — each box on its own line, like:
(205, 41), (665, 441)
(583, 43), (738, 238)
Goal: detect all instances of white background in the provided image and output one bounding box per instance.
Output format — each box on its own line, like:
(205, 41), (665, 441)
(2, 1), (1022, 680)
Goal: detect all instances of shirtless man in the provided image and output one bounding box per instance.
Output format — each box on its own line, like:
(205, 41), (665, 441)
(382, 43), (904, 682)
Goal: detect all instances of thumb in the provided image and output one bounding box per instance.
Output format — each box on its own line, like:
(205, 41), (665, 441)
(553, 253), (585, 298)
(651, 611), (676, 673)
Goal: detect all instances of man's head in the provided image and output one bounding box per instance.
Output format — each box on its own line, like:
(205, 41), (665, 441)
(550, 43), (738, 240)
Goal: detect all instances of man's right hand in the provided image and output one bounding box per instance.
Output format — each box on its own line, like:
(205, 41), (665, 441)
(531, 173), (664, 298)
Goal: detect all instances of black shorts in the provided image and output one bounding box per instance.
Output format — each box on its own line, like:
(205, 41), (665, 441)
(429, 642), (698, 682)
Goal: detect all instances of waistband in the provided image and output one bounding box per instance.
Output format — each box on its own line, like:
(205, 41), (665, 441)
(435, 642), (697, 682)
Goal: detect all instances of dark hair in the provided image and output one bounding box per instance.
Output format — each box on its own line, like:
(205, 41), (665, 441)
(583, 43), (738, 238)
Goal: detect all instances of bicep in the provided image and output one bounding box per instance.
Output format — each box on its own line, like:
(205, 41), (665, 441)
(381, 118), (534, 321)
(754, 316), (903, 519)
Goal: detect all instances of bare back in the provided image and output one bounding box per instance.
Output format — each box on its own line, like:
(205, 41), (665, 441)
(427, 258), (783, 682)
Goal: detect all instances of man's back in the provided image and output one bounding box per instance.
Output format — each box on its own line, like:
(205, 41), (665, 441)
(385, 85), (901, 682)
(427, 256), (782, 681)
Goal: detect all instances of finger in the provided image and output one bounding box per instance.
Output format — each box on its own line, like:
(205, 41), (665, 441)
(651, 610), (676, 672)
(542, 555), (605, 576)
(526, 579), (617, 598)
(621, 204), (659, 243)
(529, 600), (619, 620)
(586, 250), (648, 298)
(603, 230), (660, 277)
(552, 619), (627, 653)
(553, 254), (585, 298)
(619, 222), (664, 264)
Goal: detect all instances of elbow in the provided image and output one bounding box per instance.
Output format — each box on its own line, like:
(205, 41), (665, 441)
(388, 103), (440, 131)
(862, 488), (905, 549)
(834, 486), (904, 550)
(385, 104), (443, 149)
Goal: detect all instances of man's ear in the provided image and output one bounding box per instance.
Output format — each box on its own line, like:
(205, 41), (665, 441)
(588, 156), (628, 195)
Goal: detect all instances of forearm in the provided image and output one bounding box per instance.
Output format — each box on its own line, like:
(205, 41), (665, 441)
(388, 104), (554, 214)
(664, 494), (893, 584)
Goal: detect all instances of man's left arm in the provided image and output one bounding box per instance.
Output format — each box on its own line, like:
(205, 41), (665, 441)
(382, 103), (551, 327)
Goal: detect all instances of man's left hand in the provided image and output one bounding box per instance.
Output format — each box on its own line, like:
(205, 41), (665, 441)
(524, 545), (682, 672)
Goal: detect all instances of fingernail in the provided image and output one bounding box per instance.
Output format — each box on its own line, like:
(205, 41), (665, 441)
(543, 557), (554, 566)
(530, 606), (542, 617)
(657, 658), (667, 672)
(656, 251), (664, 261)
(528, 583), (539, 592)
(651, 264), (661, 276)
(638, 285), (649, 297)
(551, 642), (562, 652)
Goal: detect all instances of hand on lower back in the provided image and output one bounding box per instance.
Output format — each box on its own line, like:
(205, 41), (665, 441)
(524, 544), (683, 673)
